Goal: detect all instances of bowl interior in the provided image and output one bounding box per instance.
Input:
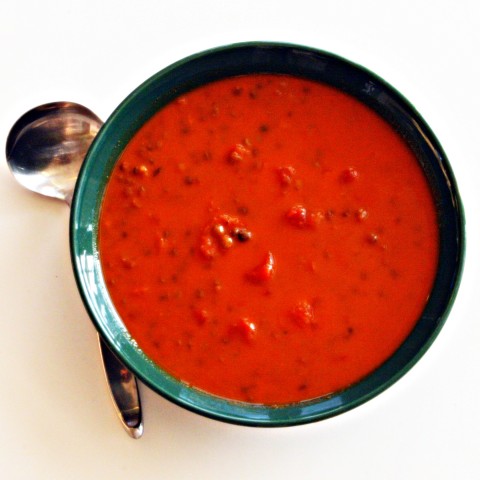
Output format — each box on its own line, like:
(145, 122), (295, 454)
(70, 42), (464, 426)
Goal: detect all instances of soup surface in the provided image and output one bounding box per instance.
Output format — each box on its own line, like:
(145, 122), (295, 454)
(99, 74), (438, 404)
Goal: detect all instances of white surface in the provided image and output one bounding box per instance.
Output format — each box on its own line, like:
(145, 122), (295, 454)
(1, 1), (479, 479)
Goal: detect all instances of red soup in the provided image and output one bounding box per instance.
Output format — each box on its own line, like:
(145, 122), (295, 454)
(99, 74), (439, 405)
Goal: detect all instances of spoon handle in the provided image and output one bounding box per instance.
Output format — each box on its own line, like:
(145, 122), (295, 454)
(6, 101), (144, 438)
(98, 336), (143, 438)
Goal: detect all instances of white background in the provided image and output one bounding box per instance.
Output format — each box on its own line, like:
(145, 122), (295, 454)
(1, 1), (479, 479)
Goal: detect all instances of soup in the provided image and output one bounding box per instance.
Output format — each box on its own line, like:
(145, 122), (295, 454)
(98, 74), (438, 405)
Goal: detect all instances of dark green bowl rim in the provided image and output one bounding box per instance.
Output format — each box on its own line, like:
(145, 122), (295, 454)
(70, 42), (465, 426)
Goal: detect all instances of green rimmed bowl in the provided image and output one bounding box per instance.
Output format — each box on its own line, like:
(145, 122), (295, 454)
(70, 42), (464, 426)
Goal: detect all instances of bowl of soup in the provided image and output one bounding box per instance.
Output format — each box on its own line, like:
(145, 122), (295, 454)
(70, 42), (464, 425)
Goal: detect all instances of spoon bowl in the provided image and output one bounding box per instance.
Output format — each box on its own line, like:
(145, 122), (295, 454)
(6, 102), (102, 205)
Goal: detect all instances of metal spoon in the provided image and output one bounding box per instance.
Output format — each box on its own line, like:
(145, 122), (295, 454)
(6, 102), (143, 439)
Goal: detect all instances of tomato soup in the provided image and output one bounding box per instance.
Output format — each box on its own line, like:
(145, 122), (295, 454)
(98, 74), (439, 405)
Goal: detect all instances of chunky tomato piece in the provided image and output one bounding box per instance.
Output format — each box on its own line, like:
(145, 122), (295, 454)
(227, 143), (251, 164)
(193, 308), (209, 326)
(286, 205), (308, 227)
(246, 251), (276, 283)
(276, 165), (296, 186)
(340, 167), (359, 183)
(290, 301), (315, 327)
(228, 317), (257, 342)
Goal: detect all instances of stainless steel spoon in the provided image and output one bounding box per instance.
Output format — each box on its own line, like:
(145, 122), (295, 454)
(6, 102), (143, 439)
